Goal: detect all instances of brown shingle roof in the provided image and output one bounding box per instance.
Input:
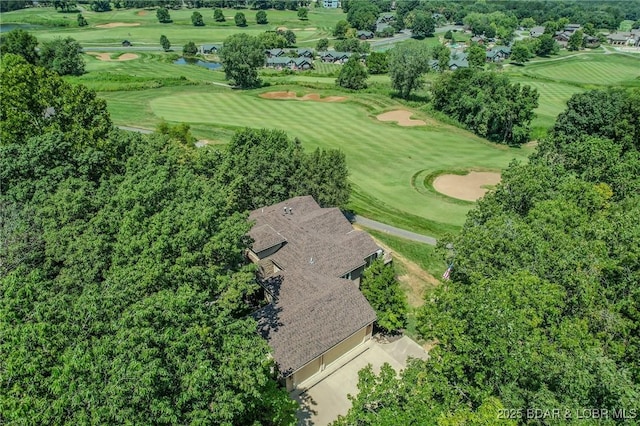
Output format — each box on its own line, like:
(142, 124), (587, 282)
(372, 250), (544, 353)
(249, 196), (380, 278)
(248, 224), (287, 253)
(253, 270), (376, 376)
(248, 196), (381, 376)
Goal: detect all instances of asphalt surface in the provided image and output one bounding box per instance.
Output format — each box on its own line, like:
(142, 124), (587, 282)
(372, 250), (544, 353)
(354, 215), (437, 246)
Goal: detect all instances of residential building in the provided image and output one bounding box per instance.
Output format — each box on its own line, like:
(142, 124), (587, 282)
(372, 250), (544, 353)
(248, 196), (385, 391)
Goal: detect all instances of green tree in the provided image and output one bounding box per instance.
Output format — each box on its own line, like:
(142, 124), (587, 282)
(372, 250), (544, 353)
(336, 55), (368, 90)
(298, 148), (351, 207)
(360, 260), (407, 332)
(219, 33), (265, 88)
(410, 11), (435, 38)
(431, 68), (539, 144)
(256, 10), (268, 24)
(388, 40), (431, 99)
(39, 37), (85, 76)
(191, 11), (205, 26)
(334, 37), (369, 53)
(432, 43), (450, 72)
(333, 19), (350, 39)
(520, 17), (535, 29)
(278, 29), (296, 46)
(160, 34), (171, 51)
(76, 13), (88, 26)
(258, 32), (287, 49)
(297, 7), (308, 20)
(365, 50), (388, 74)
(157, 7), (172, 23)
(466, 43), (486, 69)
(90, 0), (110, 11)
(510, 42), (531, 64)
(443, 29), (453, 42)
(568, 29), (584, 51)
(346, 1), (379, 31)
(1, 29), (39, 65)
(234, 12), (247, 27)
(315, 37), (329, 51)
(183, 41), (198, 57)
(214, 8), (225, 21)
(536, 33), (558, 56)
(0, 55), (111, 150)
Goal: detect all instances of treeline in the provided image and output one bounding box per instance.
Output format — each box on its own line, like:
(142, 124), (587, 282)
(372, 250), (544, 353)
(1, 30), (84, 76)
(431, 68), (539, 145)
(335, 87), (640, 424)
(0, 55), (350, 424)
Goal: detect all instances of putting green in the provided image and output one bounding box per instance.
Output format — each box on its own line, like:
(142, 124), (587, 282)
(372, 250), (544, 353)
(149, 91), (528, 228)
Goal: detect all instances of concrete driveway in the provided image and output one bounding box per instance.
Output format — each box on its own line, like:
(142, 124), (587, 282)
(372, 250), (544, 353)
(292, 336), (428, 425)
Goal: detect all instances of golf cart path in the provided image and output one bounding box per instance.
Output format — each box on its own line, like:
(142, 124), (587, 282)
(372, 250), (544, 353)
(354, 215), (437, 246)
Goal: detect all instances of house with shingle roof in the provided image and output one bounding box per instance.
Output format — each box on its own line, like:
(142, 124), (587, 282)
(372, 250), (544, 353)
(248, 196), (384, 391)
(200, 43), (222, 54)
(318, 51), (352, 63)
(265, 56), (313, 70)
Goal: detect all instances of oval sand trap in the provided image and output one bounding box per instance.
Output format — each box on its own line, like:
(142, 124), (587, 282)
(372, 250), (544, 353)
(377, 110), (426, 126)
(259, 91), (347, 102)
(86, 52), (139, 61)
(96, 22), (141, 28)
(433, 172), (501, 201)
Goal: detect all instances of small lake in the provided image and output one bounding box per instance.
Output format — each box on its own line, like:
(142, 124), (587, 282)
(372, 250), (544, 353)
(0, 23), (43, 33)
(174, 58), (221, 70)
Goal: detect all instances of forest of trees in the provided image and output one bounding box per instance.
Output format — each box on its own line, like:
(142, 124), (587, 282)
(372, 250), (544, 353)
(335, 87), (640, 424)
(0, 55), (350, 424)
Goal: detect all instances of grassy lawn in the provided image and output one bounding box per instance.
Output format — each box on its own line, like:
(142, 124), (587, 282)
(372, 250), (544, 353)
(1, 6), (342, 46)
(135, 86), (529, 231)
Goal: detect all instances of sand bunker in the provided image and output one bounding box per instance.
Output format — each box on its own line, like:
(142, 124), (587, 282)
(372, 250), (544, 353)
(96, 22), (141, 29)
(137, 10), (147, 16)
(433, 171), (501, 201)
(86, 52), (139, 61)
(377, 110), (426, 126)
(259, 91), (347, 102)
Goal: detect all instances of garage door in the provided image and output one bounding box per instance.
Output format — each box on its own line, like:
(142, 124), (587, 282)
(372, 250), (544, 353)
(322, 327), (366, 367)
(293, 357), (321, 388)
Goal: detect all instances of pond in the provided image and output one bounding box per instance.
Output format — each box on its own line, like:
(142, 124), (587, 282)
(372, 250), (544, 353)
(174, 57), (222, 70)
(0, 23), (43, 33)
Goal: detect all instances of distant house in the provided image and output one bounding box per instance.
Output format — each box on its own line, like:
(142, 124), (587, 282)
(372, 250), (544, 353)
(357, 30), (374, 40)
(486, 45), (511, 62)
(121, 40), (131, 47)
(265, 56), (313, 70)
(607, 31), (639, 46)
(323, 0), (339, 8)
(318, 51), (352, 63)
(295, 48), (314, 58)
(564, 24), (581, 33)
(470, 35), (486, 44)
(200, 43), (222, 54)
(429, 53), (469, 71)
(248, 196), (384, 391)
(529, 26), (545, 38)
(265, 48), (286, 57)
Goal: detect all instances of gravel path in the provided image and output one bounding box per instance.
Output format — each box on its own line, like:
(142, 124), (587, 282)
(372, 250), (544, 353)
(354, 215), (437, 246)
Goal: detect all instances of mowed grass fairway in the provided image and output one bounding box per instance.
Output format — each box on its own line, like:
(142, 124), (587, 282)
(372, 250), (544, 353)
(147, 89), (529, 229)
(522, 53), (640, 86)
(1, 6), (341, 46)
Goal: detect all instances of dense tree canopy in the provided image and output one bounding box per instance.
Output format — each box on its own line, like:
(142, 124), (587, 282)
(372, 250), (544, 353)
(338, 86), (640, 424)
(217, 128), (350, 211)
(388, 40), (431, 99)
(39, 37), (85, 76)
(1, 29), (39, 65)
(346, 1), (379, 31)
(431, 68), (539, 144)
(219, 33), (265, 88)
(156, 7), (172, 23)
(360, 260), (407, 332)
(1, 57), (363, 425)
(336, 55), (368, 90)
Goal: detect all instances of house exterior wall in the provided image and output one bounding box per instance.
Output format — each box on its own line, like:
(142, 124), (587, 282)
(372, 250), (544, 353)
(286, 323), (373, 391)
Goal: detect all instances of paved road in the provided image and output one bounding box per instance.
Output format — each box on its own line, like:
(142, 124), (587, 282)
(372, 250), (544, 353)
(354, 215), (437, 246)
